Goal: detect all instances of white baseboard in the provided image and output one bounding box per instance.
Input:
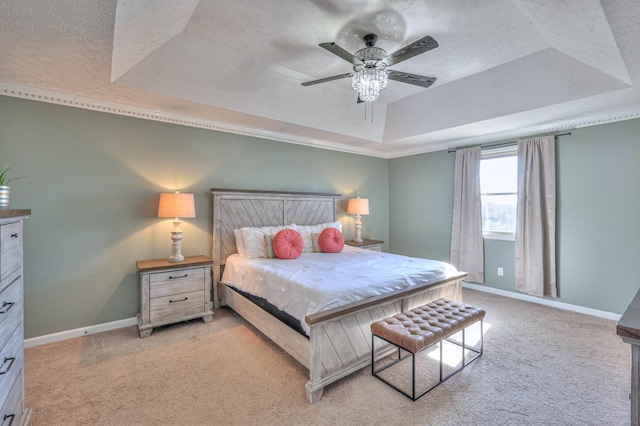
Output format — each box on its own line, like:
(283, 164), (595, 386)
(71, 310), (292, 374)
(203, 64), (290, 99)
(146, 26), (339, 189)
(463, 282), (621, 322)
(24, 317), (138, 348)
(24, 285), (621, 348)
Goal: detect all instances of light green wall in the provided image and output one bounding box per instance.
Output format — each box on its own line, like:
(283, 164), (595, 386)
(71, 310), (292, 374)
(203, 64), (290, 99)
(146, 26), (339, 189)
(483, 239), (516, 290)
(390, 118), (640, 314)
(0, 96), (389, 338)
(389, 150), (454, 262)
(4, 93), (638, 338)
(556, 121), (640, 312)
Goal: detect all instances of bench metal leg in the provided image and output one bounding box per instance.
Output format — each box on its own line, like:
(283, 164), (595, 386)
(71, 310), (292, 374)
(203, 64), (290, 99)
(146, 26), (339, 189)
(372, 319), (484, 401)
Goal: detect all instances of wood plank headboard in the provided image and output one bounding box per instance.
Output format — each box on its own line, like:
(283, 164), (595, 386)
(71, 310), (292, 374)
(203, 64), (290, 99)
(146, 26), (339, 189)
(211, 188), (341, 304)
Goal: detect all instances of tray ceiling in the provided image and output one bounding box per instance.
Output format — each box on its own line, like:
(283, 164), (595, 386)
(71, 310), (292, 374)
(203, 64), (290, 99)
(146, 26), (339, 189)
(1, 0), (639, 157)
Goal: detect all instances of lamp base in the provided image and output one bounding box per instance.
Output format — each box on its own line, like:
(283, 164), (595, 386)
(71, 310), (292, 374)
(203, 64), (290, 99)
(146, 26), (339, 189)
(353, 215), (363, 243)
(168, 221), (185, 262)
(168, 253), (184, 262)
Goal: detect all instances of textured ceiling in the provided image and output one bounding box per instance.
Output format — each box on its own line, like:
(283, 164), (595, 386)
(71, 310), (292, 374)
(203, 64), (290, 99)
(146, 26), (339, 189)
(1, 0), (639, 158)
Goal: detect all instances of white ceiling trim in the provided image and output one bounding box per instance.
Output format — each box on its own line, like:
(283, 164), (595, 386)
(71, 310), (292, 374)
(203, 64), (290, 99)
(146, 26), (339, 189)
(2, 81), (640, 160)
(390, 108), (640, 158)
(0, 82), (388, 159)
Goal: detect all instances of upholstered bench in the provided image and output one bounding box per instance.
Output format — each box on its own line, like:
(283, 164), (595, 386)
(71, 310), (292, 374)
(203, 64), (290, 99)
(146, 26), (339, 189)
(371, 298), (485, 400)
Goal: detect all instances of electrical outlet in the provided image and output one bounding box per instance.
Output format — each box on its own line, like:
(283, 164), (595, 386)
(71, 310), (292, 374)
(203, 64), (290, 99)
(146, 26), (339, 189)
(497, 267), (504, 276)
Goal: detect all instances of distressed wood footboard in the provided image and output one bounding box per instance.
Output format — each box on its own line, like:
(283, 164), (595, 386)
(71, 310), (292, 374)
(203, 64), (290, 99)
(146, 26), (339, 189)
(219, 274), (464, 403)
(303, 274), (464, 403)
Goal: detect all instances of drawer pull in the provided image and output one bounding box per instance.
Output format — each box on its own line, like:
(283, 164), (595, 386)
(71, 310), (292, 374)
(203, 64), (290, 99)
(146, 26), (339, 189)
(11, 233), (18, 239)
(0, 357), (15, 375)
(3, 414), (15, 426)
(169, 297), (188, 303)
(0, 301), (14, 314)
(169, 274), (188, 280)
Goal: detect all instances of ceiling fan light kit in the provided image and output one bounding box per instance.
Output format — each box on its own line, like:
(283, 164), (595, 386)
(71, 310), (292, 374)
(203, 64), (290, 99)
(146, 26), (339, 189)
(303, 33), (438, 103)
(352, 68), (388, 102)
(351, 35), (388, 102)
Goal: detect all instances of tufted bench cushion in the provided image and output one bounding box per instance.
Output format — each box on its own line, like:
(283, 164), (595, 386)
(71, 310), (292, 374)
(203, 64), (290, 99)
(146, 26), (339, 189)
(371, 298), (486, 354)
(371, 298), (485, 400)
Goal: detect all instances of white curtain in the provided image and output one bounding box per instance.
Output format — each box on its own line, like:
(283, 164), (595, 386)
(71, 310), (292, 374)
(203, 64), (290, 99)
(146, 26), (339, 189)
(515, 136), (557, 297)
(450, 147), (484, 283)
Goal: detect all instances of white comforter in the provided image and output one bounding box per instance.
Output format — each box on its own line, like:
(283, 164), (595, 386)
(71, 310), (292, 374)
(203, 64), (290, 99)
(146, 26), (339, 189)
(221, 245), (459, 335)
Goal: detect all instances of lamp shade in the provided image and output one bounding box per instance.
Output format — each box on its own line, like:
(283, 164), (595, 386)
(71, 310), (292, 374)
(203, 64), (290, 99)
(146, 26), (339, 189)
(158, 192), (196, 219)
(347, 198), (369, 215)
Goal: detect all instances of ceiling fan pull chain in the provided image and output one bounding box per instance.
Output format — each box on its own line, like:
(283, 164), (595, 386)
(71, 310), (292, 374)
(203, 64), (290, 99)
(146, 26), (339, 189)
(363, 102), (375, 123)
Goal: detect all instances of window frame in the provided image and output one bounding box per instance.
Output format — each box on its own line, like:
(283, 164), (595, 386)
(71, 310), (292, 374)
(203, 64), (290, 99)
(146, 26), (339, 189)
(480, 145), (517, 241)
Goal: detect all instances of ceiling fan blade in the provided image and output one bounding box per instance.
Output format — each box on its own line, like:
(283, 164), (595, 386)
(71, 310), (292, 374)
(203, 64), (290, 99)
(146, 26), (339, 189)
(387, 70), (437, 88)
(383, 36), (439, 66)
(301, 73), (353, 86)
(319, 42), (363, 65)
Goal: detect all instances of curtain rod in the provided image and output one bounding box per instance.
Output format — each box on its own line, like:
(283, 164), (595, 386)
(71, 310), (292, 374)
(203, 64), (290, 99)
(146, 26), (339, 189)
(447, 132), (572, 153)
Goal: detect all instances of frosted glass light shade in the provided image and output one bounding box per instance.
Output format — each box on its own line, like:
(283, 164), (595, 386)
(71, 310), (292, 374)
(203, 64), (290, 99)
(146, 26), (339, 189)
(347, 198), (369, 215)
(158, 192), (196, 219)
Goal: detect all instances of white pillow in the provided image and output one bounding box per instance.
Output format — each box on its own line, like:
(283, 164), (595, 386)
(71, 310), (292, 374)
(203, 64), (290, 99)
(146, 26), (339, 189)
(234, 229), (248, 258)
(239, 225), (294, 258)
(293, 221), (342, 253)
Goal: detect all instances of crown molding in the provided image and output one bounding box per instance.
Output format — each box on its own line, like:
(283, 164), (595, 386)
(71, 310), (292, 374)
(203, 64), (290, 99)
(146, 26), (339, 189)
(0, 82), (390, 159)
(388, 108), (640, 158)
(3, 82), (639, 161)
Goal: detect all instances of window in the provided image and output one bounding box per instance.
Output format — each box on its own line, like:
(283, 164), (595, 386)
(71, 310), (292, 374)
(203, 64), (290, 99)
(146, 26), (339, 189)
(480, 147), (517, 239)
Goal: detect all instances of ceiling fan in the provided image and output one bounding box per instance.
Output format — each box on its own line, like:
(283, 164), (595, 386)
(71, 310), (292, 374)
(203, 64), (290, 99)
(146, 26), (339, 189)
(302, 33), (439, 103)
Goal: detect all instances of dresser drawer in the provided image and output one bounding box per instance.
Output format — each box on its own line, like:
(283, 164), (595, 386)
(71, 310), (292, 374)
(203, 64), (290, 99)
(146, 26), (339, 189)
(0, 247), (20, 284)
(0, 278), (22, 352)
(0, 369), (24, 426)
(0, 324), (23, 402)
(149, 267), (205, 298)
(1, 222), (23, 282)
(0, 222), (22, 254)
(150, 290), (205, 323)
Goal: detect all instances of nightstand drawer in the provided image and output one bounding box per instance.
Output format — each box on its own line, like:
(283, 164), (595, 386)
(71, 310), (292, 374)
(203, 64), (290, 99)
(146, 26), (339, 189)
(150, 290), (205, 322)
(149, 268), (205, 298)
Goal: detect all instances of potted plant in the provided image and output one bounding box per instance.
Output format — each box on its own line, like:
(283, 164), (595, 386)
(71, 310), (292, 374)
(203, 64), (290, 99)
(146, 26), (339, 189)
(0, 165), (23, 209)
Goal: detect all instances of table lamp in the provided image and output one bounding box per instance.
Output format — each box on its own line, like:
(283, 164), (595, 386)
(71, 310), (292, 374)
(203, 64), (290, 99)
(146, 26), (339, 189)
(347, 197), (369, 243)
(158, 191), (196, 262)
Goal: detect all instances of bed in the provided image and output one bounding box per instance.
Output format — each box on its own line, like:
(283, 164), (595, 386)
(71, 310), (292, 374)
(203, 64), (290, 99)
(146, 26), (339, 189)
(211, 188), (467, 403)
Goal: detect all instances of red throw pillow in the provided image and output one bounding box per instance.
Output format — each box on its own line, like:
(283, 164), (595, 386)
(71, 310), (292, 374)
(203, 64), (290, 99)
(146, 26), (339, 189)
(318, 227), (344, 253)
(273, 229), (304, 259)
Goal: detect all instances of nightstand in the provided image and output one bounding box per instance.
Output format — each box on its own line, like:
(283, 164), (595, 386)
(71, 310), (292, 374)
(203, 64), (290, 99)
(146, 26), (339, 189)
(345, 239), (384, 252)
(136, 255), (214, 337)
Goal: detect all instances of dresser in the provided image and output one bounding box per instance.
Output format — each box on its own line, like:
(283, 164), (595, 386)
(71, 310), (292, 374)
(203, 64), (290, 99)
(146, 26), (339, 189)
(136, 255), (214, 337)
(617, 289), (640, 426)
(0, 210), (31, 425)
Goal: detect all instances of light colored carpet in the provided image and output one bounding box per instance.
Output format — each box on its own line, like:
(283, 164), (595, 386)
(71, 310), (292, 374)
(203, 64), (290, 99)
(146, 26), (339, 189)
(25, 289), (631, 425)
